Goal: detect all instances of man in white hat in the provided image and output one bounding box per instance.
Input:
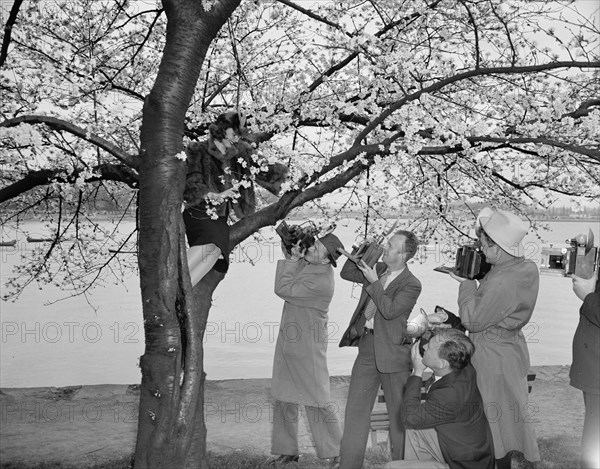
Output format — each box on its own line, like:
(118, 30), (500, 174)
(449, 208), (540, 469)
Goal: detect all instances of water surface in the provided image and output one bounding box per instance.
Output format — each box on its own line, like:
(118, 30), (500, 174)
(0, 219), (595, 387)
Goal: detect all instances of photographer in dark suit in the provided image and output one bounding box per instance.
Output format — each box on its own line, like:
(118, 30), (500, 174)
(338, 231), (422, 469)
(385, 328), (494, 469)
(570, 270), (600, 469)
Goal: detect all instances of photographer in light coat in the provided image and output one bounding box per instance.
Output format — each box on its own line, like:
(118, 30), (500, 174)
(270, 233), (345, 466)
(450, 208), (540, 469)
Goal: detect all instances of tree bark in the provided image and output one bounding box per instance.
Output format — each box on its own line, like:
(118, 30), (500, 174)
(134, 0), (241, 467)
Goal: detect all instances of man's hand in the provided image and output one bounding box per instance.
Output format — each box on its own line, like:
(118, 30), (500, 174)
(281, 241), (305, 261)
(571, 271), (598, 301)
(427, 312), (448, 324)
(428, 311), (452, 331)
(449, 272), (467, 283)
(356, 260), (379, 283)
(411, 342), (426, 377)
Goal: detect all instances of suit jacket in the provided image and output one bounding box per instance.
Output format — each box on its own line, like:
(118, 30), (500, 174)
(570, 278), (600, 394)
(401, 365), (495, 469)
(339, 259), (421, 373)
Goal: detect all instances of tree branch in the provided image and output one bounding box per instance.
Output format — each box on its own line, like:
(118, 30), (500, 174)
(354, 61), (600, 144)
(490, 1), (517, 67)
(459, 0), (480, 68)
(562, 98), (600, 119)
(300, 0), (443, 95)
(109, 9), (164, 83)
(276, 0), (346, 34)
(0, 163), (139, 203)
(0, 115), (139, 168)
(229, 158), (366, 245)
(0, 0), (24, 68)
(468, 136), (600, 161)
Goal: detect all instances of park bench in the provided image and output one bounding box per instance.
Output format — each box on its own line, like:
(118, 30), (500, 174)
(369, 371), (536, 447)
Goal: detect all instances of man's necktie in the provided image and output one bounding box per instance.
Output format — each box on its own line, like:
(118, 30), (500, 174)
(363, 270), (391, 320)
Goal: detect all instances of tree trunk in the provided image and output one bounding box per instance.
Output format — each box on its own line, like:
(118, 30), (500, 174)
(134, 1), (241, 467)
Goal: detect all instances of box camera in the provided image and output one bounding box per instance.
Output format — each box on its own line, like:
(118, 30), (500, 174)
(337, 241), (384, 267)
(540, 230), (598, 279)
(434, 244), (491, 280)
(350, 241), (384, 268)
(275, 221), (318, 255)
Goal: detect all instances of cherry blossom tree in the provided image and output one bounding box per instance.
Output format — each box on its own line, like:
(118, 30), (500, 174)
(1, 0), (599, 466)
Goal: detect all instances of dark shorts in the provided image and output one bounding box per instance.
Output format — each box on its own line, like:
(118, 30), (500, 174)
(183, 206), (231, 273)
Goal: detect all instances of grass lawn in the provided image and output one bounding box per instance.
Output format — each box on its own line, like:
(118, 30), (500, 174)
(0, 436), (581, 469)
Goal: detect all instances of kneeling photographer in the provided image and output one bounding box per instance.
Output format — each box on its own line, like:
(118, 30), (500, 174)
(449, 208), (540, 469)
(269, 220), (345, 466)
(570, 264), (599, 469)
(385, 329), (494, 469)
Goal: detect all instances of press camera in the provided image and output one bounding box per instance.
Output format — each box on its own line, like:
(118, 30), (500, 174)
(540, 230), (598, 279)
(434, 244), (491, 280)
(275, 221), (319, 255)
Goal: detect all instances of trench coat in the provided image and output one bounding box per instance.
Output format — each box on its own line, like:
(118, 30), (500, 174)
(271, 259), (335, 406)
(457, 257), (540, 461)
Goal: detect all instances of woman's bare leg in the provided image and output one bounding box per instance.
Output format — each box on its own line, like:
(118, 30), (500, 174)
(187, 243), (222, 286)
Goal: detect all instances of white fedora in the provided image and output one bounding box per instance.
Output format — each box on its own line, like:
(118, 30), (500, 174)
(478, 209), (528, 257)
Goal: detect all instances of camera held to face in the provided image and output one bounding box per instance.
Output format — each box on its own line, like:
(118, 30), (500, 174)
(350, 241), (385, 268)
(540, 230), (598, 279)
(434, 244), (491, 280)
(455, 244), (491, 280)
(276, 221), (319, 255)
(336, 240), (384, 267)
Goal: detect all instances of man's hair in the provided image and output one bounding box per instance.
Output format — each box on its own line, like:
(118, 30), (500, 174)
(436, 329), (475, 370)
(395, 230), (419, 260)
(479, 230), (497, 248)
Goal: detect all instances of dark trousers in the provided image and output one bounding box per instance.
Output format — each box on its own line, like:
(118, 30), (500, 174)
(581, 391), (600, 469)
(339, 333), (410, 469)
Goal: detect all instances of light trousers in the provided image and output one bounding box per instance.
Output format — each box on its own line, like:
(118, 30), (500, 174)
(271, 400), (342, 459)
(384, 429), (449, 469)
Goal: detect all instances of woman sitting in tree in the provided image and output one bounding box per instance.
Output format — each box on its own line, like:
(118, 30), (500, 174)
(183, 111), (287, 286)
